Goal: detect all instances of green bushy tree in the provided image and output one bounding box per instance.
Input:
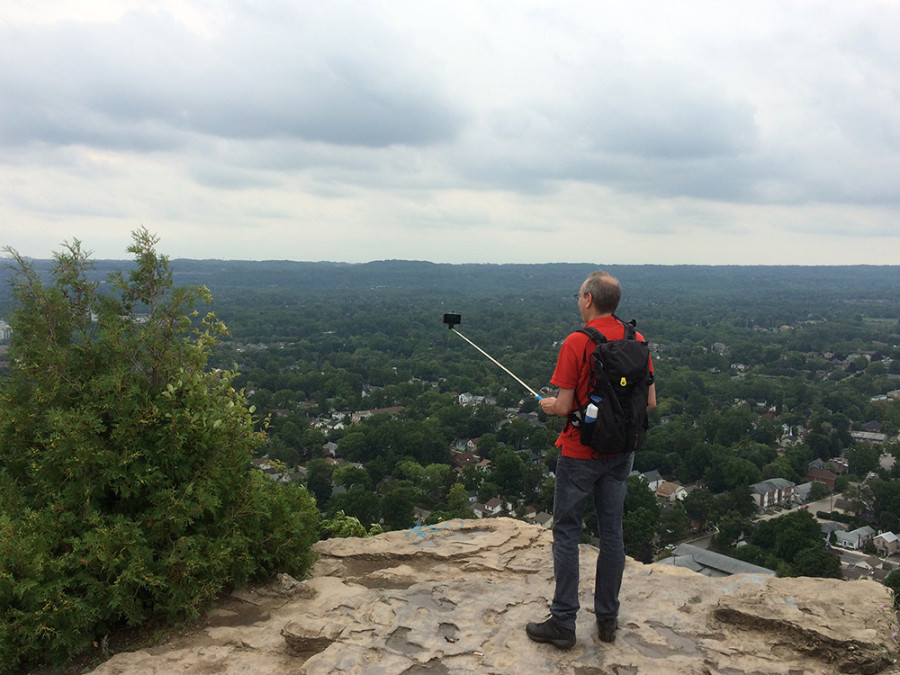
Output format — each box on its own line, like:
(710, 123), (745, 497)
(623, 475), (660, 562)
(321, 510), (382, 538)
(0, 231), (319, 671)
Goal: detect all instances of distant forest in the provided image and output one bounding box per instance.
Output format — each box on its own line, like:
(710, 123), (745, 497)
(4, 258), (899, 326)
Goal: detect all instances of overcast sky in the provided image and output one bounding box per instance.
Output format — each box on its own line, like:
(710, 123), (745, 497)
(2, 1), (900, 265)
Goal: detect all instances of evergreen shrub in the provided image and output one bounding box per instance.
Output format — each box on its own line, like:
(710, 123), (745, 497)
(0, 231), (319, 671)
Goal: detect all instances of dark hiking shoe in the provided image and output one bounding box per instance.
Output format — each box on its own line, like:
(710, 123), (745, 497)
(526, 617), (576, 649)
(597, 618), (618, 643)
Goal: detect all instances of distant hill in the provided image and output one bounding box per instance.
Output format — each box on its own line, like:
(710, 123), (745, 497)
(2, 259), (899, 317)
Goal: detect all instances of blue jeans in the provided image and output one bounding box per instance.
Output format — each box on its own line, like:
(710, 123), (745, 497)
(550, 452), (634, 631)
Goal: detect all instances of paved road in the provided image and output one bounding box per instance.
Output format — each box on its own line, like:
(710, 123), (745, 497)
(755, 495), (841, 522)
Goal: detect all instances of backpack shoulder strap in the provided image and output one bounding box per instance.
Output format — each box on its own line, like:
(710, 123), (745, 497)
(577, 326), (608, 345)
(567, 327), (605, 427)
(612, 315), (638, 340)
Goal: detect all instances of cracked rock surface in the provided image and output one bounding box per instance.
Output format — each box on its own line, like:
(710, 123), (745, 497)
(90, 518), (900, 674)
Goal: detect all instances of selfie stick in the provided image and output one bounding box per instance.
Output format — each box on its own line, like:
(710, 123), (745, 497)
(442, 313), (542, 401)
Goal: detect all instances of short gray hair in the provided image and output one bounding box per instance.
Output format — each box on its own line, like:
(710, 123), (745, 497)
(583, 271), (621, 314)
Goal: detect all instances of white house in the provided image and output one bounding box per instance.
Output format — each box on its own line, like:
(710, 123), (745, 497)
(835, 526), (876, 551)
(637, 470), (665, 492)
(483, 497), (504, 516)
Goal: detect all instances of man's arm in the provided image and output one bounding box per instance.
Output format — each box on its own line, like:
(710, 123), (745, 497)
(647, 383), (657, 411)
(539, 388), (575, 417)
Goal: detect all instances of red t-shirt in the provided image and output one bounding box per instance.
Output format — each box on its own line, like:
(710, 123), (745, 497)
(550, 316), (653, 459)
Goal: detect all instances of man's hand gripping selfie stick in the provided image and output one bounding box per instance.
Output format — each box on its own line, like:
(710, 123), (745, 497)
(442, 313), (543, 401)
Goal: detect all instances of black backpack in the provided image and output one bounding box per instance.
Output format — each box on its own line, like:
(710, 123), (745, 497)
(570, 317), (654, 457)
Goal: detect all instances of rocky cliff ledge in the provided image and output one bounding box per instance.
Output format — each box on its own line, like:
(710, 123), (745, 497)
(91, 518), (899, 674)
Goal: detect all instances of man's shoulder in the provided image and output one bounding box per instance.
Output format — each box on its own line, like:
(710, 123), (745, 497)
(563, 328), (594, 347)
(579, 317), (627, 340)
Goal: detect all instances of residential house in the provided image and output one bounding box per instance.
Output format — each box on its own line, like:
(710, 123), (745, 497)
(843, 554), (891, 582)
(311, 412), (347, 432)
(534, 512), (553, 529)
(656, 481), (687, 504)
(835, 526), (876, 550)
(350, 406), (403, 424)
(792, 482), (813, 503)
(450, 450), (481, 471)
(458, 393), (496, 406)
(833, 497), (855, 513)
(830, 457), (850, 475)
(780, 424), (806, 448)
(636, 470), (665, 492)
(820, 521), (844, 541)
(350, 410), (372, 424)
(804, 467), (837, 491)
(251, 456), (284, 481)
(483, 497), (504, 516)
(873, 532), (900, 556)
(749, 478), (795, 509)
(779, 433), (799, 449)
(843, 565), (872, 581)
(809, 457), (849, 475)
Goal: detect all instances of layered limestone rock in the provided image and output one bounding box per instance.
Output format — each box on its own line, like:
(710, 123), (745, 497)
(91, 518), (900, 674)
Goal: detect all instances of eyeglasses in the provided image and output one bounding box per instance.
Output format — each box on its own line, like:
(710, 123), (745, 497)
(574, 292), (587, 301)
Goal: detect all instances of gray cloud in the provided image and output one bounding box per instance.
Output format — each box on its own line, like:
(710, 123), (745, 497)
(578, 70), (759, 161)
(0, 8), (464, 151)
(447, 77), (762, 204)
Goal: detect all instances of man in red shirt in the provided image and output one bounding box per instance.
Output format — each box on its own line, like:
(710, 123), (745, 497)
(526, 270), (656, 649)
